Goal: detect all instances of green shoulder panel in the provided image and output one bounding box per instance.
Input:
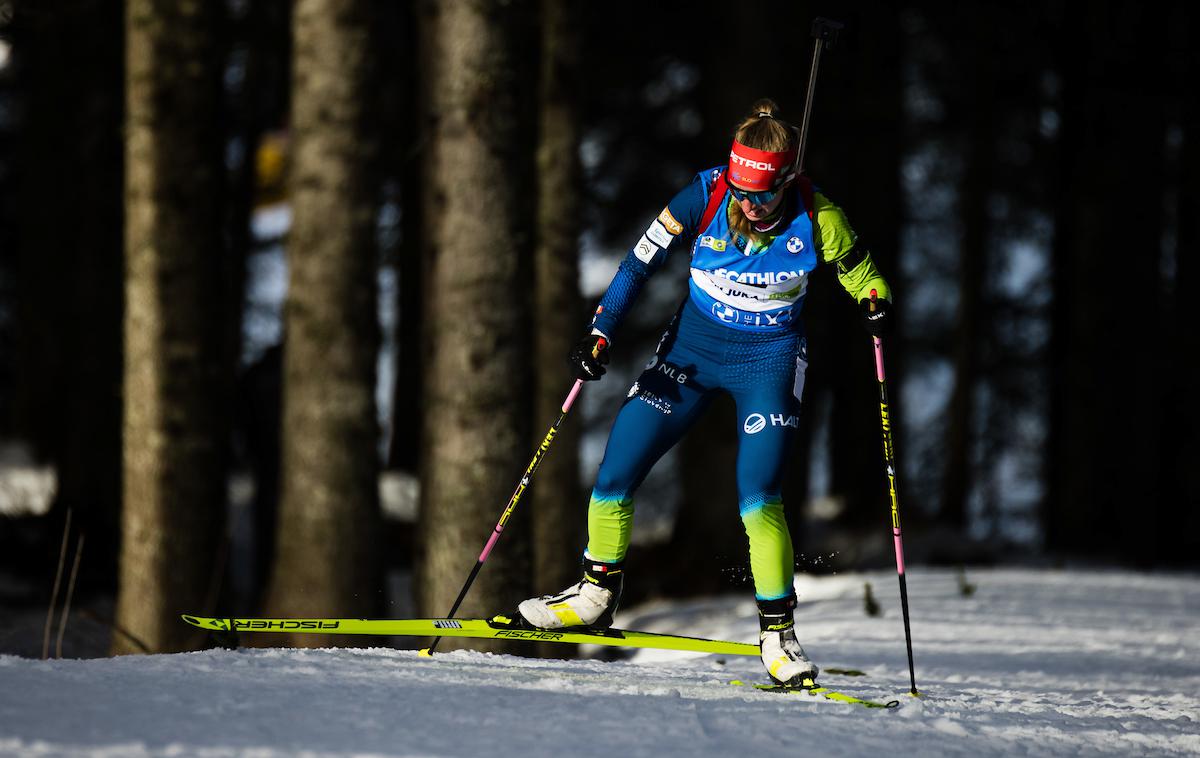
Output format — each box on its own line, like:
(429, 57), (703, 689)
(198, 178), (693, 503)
(813, 191), (892, 303)
(812, 191), (858, 261)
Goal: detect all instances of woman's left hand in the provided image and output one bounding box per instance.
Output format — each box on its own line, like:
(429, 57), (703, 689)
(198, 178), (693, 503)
(859, 298), (892, 338)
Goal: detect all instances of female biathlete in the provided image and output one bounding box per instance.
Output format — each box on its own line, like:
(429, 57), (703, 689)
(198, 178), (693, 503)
(517, 99), (893, 685)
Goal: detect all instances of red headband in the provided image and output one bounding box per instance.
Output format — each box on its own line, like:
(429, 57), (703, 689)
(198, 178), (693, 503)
(727, 140), (797, 191)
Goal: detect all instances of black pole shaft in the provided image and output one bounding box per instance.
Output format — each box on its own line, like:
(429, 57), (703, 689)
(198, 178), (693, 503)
(877, 364), (918, 694)
(897, 574), (918, 695)
(871, 294), (919, 696)
(794, 17), (842, 175)
(795, 38), (824, 174)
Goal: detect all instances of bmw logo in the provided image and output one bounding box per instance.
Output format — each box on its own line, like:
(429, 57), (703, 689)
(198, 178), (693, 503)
(713, 303), (737, 323)
(787, 237), (804, 253)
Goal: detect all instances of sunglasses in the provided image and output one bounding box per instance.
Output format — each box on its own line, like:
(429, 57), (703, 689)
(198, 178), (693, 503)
(729, 183), (783, 206)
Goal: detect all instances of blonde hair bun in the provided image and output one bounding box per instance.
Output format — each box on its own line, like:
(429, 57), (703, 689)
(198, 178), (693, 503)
(748, 98), (781, 119)
(733, 99), (793, 152)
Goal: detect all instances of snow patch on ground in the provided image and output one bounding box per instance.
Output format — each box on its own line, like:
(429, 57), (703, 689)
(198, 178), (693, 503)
(0, 568), (1196, 757)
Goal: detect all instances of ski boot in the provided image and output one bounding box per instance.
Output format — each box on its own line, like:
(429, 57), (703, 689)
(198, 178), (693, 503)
(758, 596), (819, 686)
(517, 559), (624, 630)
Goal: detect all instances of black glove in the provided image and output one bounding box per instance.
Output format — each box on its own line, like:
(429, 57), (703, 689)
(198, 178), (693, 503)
(568, 333), (610, 381)
(859, 297), (893, 338)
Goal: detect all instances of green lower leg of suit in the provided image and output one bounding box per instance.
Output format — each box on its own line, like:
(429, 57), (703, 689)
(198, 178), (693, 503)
(585, 492), (634, 564)
(585, 490), (793, 601)
(741, 498), (795, 601)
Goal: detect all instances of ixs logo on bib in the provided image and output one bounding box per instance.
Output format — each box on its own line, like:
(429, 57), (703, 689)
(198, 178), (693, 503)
(712, 303), (789, 328)
(699, 235), (727, 252)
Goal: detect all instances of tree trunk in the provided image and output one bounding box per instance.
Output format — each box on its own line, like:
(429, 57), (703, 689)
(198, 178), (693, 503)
(532, 0), (586, 607)
(264, 0), (383, 646)
(415, 0), (535, 651)
(115, 0), (229, 655)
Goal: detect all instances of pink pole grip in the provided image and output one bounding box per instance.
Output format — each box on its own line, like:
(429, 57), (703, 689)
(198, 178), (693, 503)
(562, 379), (584, 413)
(479, 529), (502, 562)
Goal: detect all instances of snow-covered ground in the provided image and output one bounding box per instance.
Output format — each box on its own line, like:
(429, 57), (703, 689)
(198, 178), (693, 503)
(1, 568), (1197, 757)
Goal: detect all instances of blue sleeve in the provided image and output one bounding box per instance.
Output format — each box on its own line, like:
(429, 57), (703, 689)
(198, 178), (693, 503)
(590, 170), (716, 339)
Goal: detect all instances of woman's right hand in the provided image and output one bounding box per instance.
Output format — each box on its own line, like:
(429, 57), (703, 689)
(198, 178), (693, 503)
(568, 333), (610, 381)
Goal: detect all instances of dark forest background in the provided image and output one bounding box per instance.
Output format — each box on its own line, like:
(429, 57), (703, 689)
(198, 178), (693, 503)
(0, 0), (1196, 657)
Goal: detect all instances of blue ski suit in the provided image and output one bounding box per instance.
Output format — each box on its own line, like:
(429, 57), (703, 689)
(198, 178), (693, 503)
(584, 167), (890, 601)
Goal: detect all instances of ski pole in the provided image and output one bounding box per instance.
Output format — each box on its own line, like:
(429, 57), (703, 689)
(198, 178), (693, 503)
(794, 19), (917, 694)
(794, 17), (844, 175)
(422, 339), (605, 656)
(868, 290), (919, 696)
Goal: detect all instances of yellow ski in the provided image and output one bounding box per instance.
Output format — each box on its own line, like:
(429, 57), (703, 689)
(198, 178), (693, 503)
(181, 614), (759, 657)
(730, 678), (900, 709)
